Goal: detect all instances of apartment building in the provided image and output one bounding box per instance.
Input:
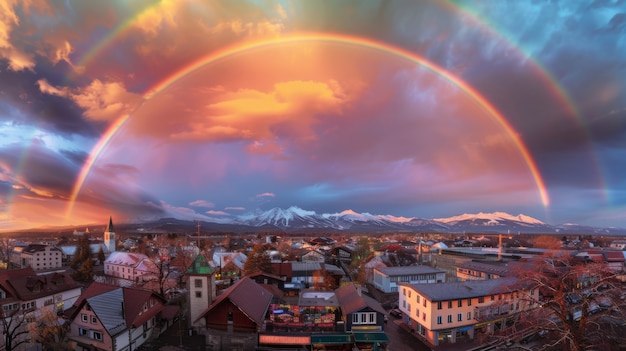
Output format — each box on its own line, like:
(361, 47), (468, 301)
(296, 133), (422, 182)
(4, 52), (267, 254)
(372, 265), (446, 293)
(10, 244), (63, 271)
(397, 278), (535, 347)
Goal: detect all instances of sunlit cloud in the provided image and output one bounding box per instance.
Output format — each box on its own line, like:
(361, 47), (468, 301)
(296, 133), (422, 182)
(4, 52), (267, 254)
(189, 200), (215, 208)
(256, 192), (275, 198)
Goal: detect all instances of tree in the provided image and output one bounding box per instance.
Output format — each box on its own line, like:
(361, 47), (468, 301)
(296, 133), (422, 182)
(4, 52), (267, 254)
(27, 309), (70, 350)
(512, 252), (626, 351)
(1, 304), (31, 351)
(243, 244), (272, 276)
(97, 246), (106, 264)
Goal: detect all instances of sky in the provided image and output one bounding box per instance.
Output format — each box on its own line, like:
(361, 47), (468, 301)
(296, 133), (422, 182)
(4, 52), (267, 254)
(0, 0), (625, 231)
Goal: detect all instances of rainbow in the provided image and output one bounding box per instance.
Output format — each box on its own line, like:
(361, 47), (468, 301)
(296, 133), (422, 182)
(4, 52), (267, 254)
(75, 2), (164, 70)
(65, 33), (551, 218)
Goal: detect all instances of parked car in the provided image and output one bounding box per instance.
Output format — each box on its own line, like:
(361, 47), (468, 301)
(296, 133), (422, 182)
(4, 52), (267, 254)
(389, 309), (402, 318)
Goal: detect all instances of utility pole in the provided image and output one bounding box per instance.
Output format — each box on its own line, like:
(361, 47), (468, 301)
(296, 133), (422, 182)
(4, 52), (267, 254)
(196, 221), (201, 248)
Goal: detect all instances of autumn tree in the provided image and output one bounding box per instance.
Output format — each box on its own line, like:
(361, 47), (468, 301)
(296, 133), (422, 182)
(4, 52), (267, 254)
(243, 244), (272, 276)
(28, 309), (71, 350)
(512, 252), (626, 351)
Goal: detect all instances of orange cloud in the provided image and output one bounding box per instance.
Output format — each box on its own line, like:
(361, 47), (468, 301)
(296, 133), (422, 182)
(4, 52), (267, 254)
(171, 80), (347, 144)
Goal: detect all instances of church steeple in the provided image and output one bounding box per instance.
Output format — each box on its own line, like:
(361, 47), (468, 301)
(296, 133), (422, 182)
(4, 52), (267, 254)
(105, 216), (115, 233)
(104, 216), (116, 253)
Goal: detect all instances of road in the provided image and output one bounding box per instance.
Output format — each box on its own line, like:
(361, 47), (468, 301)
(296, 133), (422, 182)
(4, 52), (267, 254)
(383, 315), (432, 351)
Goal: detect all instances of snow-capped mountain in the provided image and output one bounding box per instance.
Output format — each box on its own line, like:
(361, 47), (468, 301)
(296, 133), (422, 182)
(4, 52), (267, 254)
(139, 207), (624, 234)
(222, 207), (551, 233)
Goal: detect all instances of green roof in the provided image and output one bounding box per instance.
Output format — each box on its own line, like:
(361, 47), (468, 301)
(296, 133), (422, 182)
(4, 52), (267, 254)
(311, 334), (352, 344)
(352, 332), (389, 343)
(185, 254), (214, 275)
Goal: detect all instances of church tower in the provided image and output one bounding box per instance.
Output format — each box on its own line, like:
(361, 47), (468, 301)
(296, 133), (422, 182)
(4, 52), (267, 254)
(186, 254), (215, 334)
(103, 216), (116, 253)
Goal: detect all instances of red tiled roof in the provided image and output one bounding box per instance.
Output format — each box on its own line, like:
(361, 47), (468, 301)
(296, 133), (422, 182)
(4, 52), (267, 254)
(196, 277), (272, 325)
(604, 251), (625, 262)
(335, 283), (367, 315)
(0, 268), (36, 297)
(8, 272), (80, 301)
(271, 262), (292, 277)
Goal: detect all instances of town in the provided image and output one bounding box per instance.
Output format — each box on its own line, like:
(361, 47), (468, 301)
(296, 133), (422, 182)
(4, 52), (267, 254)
(0, 217), (625, 351)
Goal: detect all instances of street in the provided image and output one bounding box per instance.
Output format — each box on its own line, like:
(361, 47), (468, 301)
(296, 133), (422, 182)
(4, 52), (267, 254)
(384, 314), (432, 351)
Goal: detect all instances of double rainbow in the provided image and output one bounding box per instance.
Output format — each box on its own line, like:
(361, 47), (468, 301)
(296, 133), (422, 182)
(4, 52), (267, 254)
(65, 32), (552, 217)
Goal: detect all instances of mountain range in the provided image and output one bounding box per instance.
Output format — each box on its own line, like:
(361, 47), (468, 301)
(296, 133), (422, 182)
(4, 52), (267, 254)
(134, 207), (626, 235)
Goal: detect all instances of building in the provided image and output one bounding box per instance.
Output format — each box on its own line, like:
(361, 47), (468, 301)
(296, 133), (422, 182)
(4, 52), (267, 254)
(104, 251), (155, 283)
(335, 283), (389, 350)
(59, 243), (109, 266)
(186, 254), (216, 334)
(372, 265), (446, 293)
(10, 244), (63, 271)
(103, 216), (116, 253)
(397, 278), (534, 347)
(0, 268), (82, 350)
(195, 277), (272, 351)
(67, 282), (176, 351)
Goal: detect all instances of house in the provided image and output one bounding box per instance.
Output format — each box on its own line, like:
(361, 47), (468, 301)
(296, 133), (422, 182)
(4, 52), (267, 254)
(67, 282), (176, 351)
(455, 260), (531, 281)
(195, 277), (272, 350)
(335, 283), (390, 350)
(397, 278), (535, 347)
(0, 268), (82, 350)
(104, 251), (156, 283)
(9, 244), (63, 271)
(372, 265), (446, 293)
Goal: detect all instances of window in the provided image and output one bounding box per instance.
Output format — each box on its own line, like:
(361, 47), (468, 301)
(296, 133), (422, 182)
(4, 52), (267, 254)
(416, 295), (420, 304)
(402, 300), (406, 308)
(93, 331), (102, 341)
(448, 301), (452, 309)
(467, 298), (472, 306)
(458, 299), (462, 307)
(491, 295), (495, 301)
(458, 313), (462, 322)
(408, 304), (411, 312)
(422, 312), (426, 321)
(352, 312), (376, 325)
(423, 300), (427, 308)
(447, 314), (452, 323)
(195, 291), (202, 298)
(478, 296), (484, 303)
(91, 316), (97, 324)
(81, 314), (88, 322)
(195, 279), (203, 288)
(437, 301), (442, 310)
(402, 288), (406, 296)
(437, 316), (442, 325)
(467, 312), (471, 320)
(79, 328), (88, 336)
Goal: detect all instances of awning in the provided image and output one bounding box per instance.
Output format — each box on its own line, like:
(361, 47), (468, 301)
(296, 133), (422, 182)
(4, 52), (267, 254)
(352, 332), (390, 343)
(311, 334), (352, 344)
(259, 334), (311, 345)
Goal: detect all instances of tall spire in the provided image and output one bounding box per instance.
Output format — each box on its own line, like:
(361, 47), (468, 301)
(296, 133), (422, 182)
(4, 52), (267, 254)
(106, 216), (115, 233)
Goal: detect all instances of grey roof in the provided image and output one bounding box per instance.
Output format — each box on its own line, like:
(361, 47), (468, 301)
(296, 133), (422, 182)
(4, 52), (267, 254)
(291, 261), (322, 274)
(399, 277), (520, 302)
(298, 290), (339, 307)
(323, 264), (345, 276)
(376, 265), (445, 276)
(87, 288), (127, 336)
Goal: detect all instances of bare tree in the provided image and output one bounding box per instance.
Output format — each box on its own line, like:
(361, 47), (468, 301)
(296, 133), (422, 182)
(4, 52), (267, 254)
(512, 253), (626, 351)
(1, 304), (31, 351)
(243, 244), (272, 276)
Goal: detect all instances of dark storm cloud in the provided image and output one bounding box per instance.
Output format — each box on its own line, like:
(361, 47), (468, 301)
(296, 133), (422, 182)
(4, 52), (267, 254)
(0, 59), (99, 138)
(0, 142), (77, 199)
